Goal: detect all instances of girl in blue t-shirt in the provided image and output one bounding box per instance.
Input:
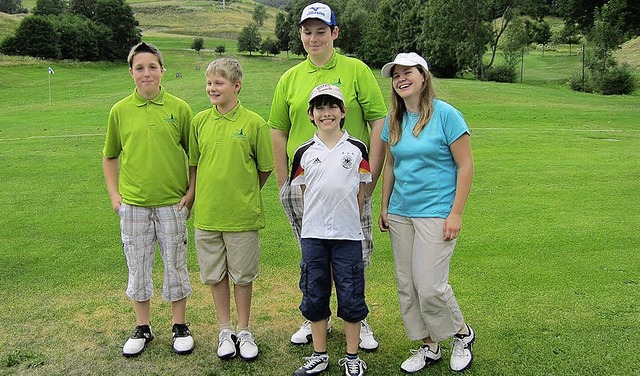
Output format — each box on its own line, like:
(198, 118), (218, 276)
(378, 52), (476, 374)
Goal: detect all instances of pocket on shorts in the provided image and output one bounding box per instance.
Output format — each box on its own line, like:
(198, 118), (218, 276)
(299, 261), (309, 295)
(351, 263), (365, 298)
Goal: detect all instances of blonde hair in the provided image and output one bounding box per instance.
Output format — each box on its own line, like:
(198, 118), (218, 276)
(206, 58), (243, 83)
(387, 66), (436, 145)
(127, 42), (163, 68)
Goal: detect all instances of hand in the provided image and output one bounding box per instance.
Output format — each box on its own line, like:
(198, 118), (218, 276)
(110, 193), (122, 214)
(178, 192), (194, 217)
(443, 213), (462, 241)
(378, 210), (390, 232)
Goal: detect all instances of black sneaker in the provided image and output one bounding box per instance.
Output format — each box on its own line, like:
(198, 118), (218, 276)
(122, 325), (154, 357)
(294, 353), (329, 375)
(172, 323), (194, 355)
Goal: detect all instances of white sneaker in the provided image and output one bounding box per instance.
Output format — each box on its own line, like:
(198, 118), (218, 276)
(171, 323), (194, 355)
(217, 329), (237, 360)
(400, 345), (441, 373)
(290, 317), (332, 345)
(339, 356), (367, 376)
(293, 353), (329, 375)
(359, 319), (378, 351)
(122, 325), (154, 357)
(236, 329), (259, 361)
(450, 324), (475, 372)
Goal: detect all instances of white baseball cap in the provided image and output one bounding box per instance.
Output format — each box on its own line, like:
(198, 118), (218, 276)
(300, 2), (337, 26)
(381, 52), (429, 78)
(308, 84), (344, 103)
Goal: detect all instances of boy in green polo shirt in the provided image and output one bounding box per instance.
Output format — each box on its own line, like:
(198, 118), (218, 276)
(189, 58), (273, 361)
(102, 42), (195, 358)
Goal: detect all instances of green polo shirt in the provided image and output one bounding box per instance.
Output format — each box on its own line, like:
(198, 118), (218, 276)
(103, 87), (193, 207)
(189, 102), (274, 231)
(268, 50), (387, 168)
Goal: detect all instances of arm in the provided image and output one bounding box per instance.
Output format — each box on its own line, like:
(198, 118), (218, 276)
(271, 128), (289, 189)
(364, 117), (386, 196)
(443, 134), (473, 241)
(258, 171), (272, 189)
(102, 156), (121, 213)
(358, 182), (366, 216)
(378, 143), (394, 232)
(178, 165), (197, 213)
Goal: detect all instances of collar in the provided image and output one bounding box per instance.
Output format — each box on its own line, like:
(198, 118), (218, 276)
(132, 86), (165, 107)
(305, 49), (338, 73)
(313, 129), (349, 149)
(209, 100), (243, 121)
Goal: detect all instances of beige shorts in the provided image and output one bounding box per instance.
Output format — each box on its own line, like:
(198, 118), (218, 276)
(194, 228), (260, 286)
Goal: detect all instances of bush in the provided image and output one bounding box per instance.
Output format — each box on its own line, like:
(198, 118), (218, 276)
(214, 45), (225, 56)
(191, 37), (204, 52)
(484, 64), (517, 83)
(568, 65), (637, 95)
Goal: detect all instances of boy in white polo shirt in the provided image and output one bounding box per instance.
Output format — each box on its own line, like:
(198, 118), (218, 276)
(290, 84), (370, 376)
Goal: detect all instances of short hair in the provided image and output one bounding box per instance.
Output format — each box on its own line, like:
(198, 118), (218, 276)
(127, 42), (163, 68)
(308, 95), (346, 128)
(206, 58), (243, 85)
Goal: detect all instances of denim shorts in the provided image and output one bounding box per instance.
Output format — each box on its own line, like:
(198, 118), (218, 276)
(298, 238), (368, 323)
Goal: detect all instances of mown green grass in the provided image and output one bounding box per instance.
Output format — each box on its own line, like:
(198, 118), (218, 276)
(1, 29), (640, 376)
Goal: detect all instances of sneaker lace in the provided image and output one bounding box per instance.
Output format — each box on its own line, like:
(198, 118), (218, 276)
(237, 331), (254, 346)
(452, 337), (466, 357)
(339, 358), (367, 375)
(302, 355), (326, 370)
(360, 320), (372, 335)
(173, 323), (190, 337)
(132, 325), (151, 339)
(219, 329), (234, 343)
(407, 347), (426, 364)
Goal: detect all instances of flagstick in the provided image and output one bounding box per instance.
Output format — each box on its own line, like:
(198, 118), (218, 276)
(48, 72), (52, 105)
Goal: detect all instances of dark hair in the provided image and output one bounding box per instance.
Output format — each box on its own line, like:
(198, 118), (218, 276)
(127, 42), (163, 68)
(307, 95), (346, 128)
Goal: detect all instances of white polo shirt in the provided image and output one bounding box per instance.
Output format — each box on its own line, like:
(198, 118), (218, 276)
(290, 131), (372, 240)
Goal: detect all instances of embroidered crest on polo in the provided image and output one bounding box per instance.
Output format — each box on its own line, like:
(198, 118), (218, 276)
(341, 155), (353, 169)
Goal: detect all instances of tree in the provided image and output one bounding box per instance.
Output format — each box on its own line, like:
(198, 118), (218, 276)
(93, 0), (141, 60)
(274, 12), (291, 56)
(237, 22), (261, 56)
(191, 37), (205, 54)
(0, 0), (27, 14)
(1, 15), (61, 59)
(555, 22), (582, 56)
(69, 0), (96, 19)
(253, 4), (267, 27)
(555, 0), (639, 36)
(500, 16), (529, 70)
(525, 19), (552, 55)
(52, 13), (101, 60)
(587, 0), (626, 73)
(260, 36), (280, 56)
(215, 45), (226, 56)
(33, 0), (65, 15)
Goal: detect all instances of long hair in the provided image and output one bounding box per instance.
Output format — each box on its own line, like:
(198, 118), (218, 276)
(387, 66), (436, 145)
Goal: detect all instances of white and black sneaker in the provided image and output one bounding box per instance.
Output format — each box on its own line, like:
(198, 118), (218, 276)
(122, 325), (154, 357)
(400, 344), (441, 373)
(291, 318), (332, 345)
(450, 324), (475, 372)
(293, 353), (329, 375)
(339, 356), (367, 376)
(217, 329), (237, 360)
(171, 323), (194, 355)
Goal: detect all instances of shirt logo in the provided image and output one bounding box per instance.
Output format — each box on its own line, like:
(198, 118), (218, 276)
(332, 79), (343, 87)
(341, 155), (353, 169)
(233, 128), (246, 139)
(164, 113), (176, 123)
(311, 158), (322, 165)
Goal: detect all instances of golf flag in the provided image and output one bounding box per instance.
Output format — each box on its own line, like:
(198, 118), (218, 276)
(48, 66), (55, 74)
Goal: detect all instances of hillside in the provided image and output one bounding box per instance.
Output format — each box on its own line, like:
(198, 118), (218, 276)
(615, 36), (640, 69)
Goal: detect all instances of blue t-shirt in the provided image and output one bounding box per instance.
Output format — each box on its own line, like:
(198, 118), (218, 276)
(381, 99), (470, 218)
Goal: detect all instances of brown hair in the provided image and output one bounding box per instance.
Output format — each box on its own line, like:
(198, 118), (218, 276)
(127, 42), (163, 68)
(387, 66), (436, 145)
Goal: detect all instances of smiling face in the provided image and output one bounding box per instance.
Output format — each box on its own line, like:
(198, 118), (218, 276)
(391, 64), (426, 101)
(300, 19), (339, 59)
(308, 96), (346, 133)
(206, 71), (240, 114)
(129, 52), (163, 100)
